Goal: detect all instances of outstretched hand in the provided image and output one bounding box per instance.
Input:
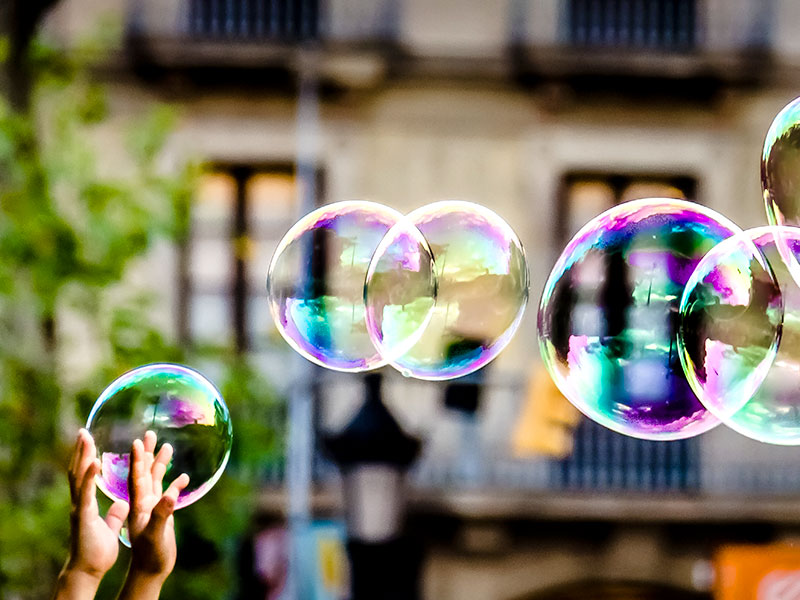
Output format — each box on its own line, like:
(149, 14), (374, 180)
(68, 428), (130, 577)
(118, 430), (189, 599)
(53, 429), (129, 599)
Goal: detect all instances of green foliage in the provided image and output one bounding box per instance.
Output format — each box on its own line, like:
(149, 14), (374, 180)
(0, 37), (285, 600)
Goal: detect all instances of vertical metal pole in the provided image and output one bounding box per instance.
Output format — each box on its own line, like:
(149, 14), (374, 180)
(285, 49), (320, 600)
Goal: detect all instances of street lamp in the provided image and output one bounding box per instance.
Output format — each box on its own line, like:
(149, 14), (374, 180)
(323, 372), (422, 600)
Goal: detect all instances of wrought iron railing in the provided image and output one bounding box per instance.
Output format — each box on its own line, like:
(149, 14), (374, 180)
(178, 0), (398, 42)
(185, 0), (321, 41)
(255, 374), (800, 498)
(565, 0), (698, 51)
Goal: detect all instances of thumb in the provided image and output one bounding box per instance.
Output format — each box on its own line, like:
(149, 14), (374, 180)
(147, 493), (176, 536)
(105, 500), (130, 536)
(146, 473), (188, 535)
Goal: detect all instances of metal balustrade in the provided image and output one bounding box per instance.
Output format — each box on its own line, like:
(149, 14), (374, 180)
(254, 377), (800, 499)
(565, 0), (698, 51)
(176, 0), (399, 42)
(185, 0), (321, 41)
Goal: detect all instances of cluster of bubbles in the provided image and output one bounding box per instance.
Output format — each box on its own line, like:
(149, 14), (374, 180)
(84, 200), (527, 539)
(539, 95), (800, 445)
(267, 200), (529, 381)
(87, 363), (233, 537)
(83, 97), (800, 524)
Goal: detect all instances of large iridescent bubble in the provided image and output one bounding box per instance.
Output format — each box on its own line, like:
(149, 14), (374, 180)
(267, 201), (409, 372)
(538, 198), (741, 440)
(366, 201), (528, 380)
(762, 96), (800, 286)
(87, 363), (233, 509)
(681, 227), (800, 445)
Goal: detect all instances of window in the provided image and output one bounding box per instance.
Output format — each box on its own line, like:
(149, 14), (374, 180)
(557, 172), (696, 245)
(566, 0), (698, 52)
(550, 171), (700, 493)
(181, 164), (301, 353)
(186, 0), (320, 41)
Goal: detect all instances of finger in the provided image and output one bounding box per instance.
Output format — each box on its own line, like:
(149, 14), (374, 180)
(148, 475), (188, 538)
(68, 429), (84, 476)
(129, 438), (146, 509)
(79, 459), (100, 516)
(83, 432), (96, 459)
(75, 431), (96, 494)
(152, 443), (173, 492)
(70, 430), (94, 492)
(68, 432), (85, 501)
(165, 472), (190, 497)
(144, 452), (154, 494)
(146, 492), (176, 537)
(104, 499), (129, 536)
(143, 430), (157, 454)
(143, 432), (156, 495)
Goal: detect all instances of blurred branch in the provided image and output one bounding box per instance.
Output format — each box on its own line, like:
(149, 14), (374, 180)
(0, 4), (287, 596)
(0, 0), (61, 111)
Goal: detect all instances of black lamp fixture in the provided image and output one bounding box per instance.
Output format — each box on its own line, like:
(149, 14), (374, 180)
(323, 371), (423, 600)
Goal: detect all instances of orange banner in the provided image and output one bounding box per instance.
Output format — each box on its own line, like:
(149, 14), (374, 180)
(715, 543), (800, 599)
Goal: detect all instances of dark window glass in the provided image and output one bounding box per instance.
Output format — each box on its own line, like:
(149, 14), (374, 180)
(566, 0), (697, 52)
(187, 0), (320, 41)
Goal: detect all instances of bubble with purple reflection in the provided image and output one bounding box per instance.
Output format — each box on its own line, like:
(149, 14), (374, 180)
(538, 198), (743, 440)
(267, 201), (408, 372)
(367, 201), (528, 380)
(680, 227), (800, 445)
(87, 363), (233, 509)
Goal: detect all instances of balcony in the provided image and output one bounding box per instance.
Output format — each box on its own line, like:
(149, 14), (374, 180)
(253, 372), (800, 526)
(510, 0), (779, 96)
(123, 0), (792, 93)
(185, 0), (322, 41)
(126, 0), (401, 88)
(564, 0), (699, 52)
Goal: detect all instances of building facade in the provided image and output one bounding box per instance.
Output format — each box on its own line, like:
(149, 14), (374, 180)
(44, 1), (800, 597)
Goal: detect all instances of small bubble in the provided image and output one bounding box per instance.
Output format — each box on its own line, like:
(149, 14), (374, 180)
(87, 363), (233, 510)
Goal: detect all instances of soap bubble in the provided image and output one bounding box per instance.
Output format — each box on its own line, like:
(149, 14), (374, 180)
(267, 201), (406, 372)
(538, 198), (741, 440)
(681, 227), (800, 445)
(762, 96), (800, 285)
(367, 200), (528, 380)
(364, 218), (437, 364)
(679, 228), (782, 423)
(87, 363), (233, 509)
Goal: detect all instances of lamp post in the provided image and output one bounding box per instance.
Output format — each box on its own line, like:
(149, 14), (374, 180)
(323, 372), (422, 600)
(443, 369), (485, 486)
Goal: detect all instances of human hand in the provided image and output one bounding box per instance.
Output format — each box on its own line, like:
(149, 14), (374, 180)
(126, 431), (189, 584)
(53, 429), (129, 599)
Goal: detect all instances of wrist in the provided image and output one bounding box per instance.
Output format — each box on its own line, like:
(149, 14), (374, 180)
(64, 556), (107, 582)
(54, 565), (103, 598)
(118, 569), (168, 600)
(127, 563), (170, 586)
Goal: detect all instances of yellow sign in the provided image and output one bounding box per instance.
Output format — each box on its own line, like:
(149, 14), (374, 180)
(316, 530), (348, 596)
(512, 364), (581, 458)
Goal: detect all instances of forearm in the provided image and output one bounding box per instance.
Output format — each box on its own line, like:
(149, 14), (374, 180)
(116, 570), (167, 600)
(52, 564), (102, 600)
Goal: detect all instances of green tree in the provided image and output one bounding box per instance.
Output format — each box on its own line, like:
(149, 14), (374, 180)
(0, 24), (285, 600)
